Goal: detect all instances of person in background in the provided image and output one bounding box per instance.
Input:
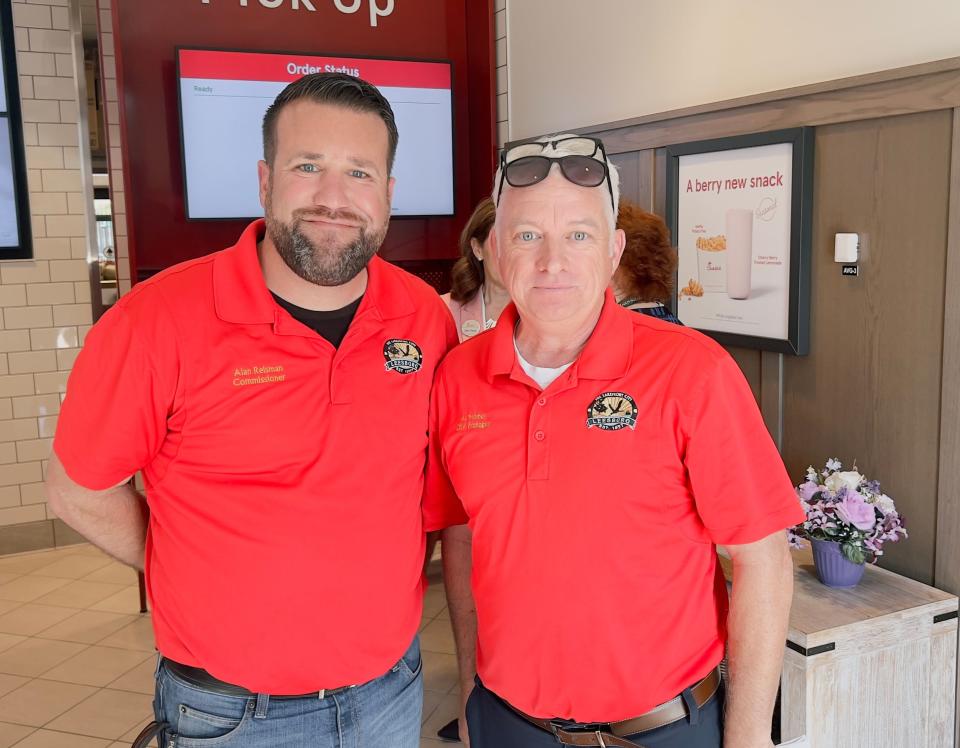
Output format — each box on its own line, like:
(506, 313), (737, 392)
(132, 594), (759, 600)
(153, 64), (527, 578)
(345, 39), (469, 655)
(441, 197), (511, 341)
(613, 198), (682, 324)
(46, 73), (457, 748)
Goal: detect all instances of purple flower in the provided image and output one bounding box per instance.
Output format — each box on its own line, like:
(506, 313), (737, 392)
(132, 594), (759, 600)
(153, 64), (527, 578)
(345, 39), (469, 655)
(799, 481), (820, 501)
(836, 492), (877, 531)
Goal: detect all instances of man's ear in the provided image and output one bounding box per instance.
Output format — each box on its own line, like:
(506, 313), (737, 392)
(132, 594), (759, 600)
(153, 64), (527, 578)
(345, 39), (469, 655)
(257, 160), (271, 210)
(611, 228), (626, 272)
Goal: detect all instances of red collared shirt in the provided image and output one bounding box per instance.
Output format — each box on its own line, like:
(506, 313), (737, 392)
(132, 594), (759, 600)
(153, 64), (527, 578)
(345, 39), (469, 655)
(55, 220), (457, 693)
(426, 291), (804, 721)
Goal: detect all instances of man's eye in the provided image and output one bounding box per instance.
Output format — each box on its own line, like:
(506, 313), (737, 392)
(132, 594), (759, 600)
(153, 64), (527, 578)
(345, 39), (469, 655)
(298, 164), (318, 173)
(572, 231), (589, 241)
(519, 231), (537, 242)
(349, 169), (370, 179)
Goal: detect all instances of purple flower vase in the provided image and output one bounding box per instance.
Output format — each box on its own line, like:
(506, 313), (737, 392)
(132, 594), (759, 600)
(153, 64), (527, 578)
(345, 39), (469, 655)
(811, 538), (865, 588)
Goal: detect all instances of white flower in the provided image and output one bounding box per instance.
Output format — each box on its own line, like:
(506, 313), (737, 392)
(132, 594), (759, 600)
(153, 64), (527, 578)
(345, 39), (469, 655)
(824, 470), (863, 494)
(826, 458), (842, 471)
(875, 493), (896, 514)
(806, 466), (818, 481)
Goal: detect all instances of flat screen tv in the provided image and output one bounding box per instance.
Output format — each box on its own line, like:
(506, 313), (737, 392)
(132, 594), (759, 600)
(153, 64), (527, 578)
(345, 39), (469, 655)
(177, 48), (454, 220)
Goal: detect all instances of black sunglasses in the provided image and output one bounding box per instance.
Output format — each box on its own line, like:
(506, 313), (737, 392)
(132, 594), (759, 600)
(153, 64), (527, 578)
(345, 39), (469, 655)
(496, 136), (615, 211)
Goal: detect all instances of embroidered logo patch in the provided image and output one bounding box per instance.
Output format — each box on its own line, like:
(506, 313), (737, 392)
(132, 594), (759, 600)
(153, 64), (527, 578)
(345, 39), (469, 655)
(383, 339), (423, 374)
(586, 391), (638, 431)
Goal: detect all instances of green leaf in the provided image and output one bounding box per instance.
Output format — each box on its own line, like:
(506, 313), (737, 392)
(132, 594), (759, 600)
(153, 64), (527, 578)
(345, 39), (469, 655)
(841, 542), (866, 565)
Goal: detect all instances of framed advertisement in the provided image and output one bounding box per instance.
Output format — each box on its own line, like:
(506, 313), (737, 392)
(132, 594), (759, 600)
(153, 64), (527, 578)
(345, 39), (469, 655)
(666, 127), (813, 355)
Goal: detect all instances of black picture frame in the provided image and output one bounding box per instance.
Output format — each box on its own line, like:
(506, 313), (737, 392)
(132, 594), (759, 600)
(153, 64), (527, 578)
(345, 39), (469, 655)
(666, 127), (813, 355)
(0, 0), (34, 259)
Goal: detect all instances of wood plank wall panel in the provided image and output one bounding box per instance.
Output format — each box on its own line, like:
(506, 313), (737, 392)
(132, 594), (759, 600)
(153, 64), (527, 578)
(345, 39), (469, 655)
(589, 67), (960, 154)
(781, 111), (952, 584)
(936, 108), (960, 595)
(609, 151), (640, 205)
(935, 107), (960, 748)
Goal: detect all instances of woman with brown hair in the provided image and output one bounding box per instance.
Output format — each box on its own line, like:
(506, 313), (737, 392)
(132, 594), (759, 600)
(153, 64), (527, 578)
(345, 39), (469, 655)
(441, 198), (511, 342)
(614, 199), (682, 325)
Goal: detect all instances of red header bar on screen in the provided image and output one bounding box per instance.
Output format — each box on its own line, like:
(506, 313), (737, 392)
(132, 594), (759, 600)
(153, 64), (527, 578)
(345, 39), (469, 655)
(179, 49), (451, 89)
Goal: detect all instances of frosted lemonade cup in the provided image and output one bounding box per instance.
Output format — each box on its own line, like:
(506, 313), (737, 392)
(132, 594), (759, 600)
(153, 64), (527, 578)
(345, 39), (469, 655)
(725, 208), (753, 299)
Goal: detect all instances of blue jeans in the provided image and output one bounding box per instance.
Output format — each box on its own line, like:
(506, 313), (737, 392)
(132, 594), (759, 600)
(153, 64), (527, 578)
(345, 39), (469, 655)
(152, 637), (423, 748)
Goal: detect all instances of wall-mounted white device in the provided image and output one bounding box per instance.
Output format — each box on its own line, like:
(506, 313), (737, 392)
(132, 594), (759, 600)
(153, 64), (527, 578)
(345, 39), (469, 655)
(834, 233), (860, 263)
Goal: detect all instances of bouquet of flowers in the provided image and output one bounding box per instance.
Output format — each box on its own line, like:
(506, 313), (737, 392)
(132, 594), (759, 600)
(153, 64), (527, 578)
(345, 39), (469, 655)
(788, 458), (907, 565)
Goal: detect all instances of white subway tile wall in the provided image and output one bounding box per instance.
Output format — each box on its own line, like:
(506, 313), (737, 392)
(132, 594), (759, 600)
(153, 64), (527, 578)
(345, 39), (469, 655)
(0, 0), (91, 527)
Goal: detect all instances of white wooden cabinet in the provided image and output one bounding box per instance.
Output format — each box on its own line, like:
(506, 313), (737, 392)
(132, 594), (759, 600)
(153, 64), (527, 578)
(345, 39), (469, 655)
(723, 549), (958, 748)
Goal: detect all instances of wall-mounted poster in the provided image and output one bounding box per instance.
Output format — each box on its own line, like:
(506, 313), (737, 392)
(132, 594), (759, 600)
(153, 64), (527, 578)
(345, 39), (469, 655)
(666, 128), (813, 355)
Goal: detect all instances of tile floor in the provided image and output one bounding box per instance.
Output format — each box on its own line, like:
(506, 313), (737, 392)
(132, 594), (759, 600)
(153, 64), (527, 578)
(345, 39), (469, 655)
(0, 543), (461, 747)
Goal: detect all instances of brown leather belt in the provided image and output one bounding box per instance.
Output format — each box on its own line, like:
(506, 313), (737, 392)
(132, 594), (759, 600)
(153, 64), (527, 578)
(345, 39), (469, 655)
(503, 666), (722, 748)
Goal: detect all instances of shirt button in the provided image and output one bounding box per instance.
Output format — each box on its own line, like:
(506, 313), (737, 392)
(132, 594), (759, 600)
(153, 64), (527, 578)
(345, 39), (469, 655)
(537, 397), (547, 406)
(534, 430), (545, 441)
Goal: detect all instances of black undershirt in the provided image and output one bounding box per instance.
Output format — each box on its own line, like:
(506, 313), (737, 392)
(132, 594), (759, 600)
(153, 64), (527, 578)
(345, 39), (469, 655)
(271, 293), (363, 348)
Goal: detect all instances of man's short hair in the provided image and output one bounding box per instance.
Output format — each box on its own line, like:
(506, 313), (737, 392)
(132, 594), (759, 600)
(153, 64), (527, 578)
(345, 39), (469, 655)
(492, 133), (621, 227)
(262, 73), (399, 173)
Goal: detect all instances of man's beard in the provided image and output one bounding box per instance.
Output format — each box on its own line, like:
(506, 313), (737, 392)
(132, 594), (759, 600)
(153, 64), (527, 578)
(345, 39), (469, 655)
(265, 203), (388, 287)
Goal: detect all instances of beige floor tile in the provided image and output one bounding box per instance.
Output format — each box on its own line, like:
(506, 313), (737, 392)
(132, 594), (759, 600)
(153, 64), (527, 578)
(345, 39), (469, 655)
(119, 717), (159, 741)
(96, 617), (155, 652)
(419, 618), (456, 655)
(0, 674), (29, 700)
(0, 638), (86, 677)
(31, 555), (115, 581)
(0, 552), (62, 575)
(0, 602), (21, 619)
(422, 585), (448, 618)
(0, 721), (34, 747)
(0, 577), (18, 590)
(421, 688), (445, 726)
(0, 635), (26, 659)
(421, 692), (460, 738)
(422, 650), (459, 694)
(33, 581), (129, 610)
(435, 606), (450, 621)
(0, 605), (78, 637)
(12, 729), (111, 747)
(45, 688), (153, 740)
(106, 656), (155, 696)
(0, 679), (98, 727)
(81, 563), (140, 586)
(0, 577), (71, 604)
(88, 586), (142, 615)
(41, 646), (153, 688)
(68, 545), (109, 558)
(36, 610), (137, 645)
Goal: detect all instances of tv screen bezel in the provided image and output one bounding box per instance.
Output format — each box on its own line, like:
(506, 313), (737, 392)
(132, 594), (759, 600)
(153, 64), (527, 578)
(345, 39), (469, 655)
(175, 45), (457, 222)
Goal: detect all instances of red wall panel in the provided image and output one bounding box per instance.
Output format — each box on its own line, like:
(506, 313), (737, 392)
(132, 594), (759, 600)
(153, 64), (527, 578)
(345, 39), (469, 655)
(109, 0), (495, 279)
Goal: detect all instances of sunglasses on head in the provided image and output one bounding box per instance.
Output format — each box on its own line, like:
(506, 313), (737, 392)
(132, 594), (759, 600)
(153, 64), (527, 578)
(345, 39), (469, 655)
(496, 136), (615, 210)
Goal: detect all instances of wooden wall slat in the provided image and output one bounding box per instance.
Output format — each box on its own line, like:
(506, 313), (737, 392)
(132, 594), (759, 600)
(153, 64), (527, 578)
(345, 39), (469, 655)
(935, 106), (960, 748)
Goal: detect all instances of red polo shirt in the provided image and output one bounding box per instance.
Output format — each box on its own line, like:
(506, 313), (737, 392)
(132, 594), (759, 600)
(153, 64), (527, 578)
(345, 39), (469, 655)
(425, 292), (804, 721)
(55, 220), (457, 693)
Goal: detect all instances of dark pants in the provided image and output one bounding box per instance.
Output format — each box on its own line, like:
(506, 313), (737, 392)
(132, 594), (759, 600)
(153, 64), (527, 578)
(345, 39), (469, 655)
(466, 677), (724, 748)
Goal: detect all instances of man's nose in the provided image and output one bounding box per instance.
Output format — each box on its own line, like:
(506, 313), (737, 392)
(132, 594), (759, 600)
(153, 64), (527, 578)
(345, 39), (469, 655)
(310, 171), (351, 212)
(536, 237), (565, 274)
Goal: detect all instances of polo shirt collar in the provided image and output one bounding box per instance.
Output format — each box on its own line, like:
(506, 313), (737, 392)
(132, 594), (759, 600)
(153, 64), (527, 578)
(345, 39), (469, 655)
(484, 289), (634, 384)
(213, 219), (416, 326)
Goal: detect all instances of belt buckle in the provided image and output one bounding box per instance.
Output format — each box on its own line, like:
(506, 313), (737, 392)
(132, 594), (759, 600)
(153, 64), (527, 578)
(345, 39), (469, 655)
(549, 720), (612, 746)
